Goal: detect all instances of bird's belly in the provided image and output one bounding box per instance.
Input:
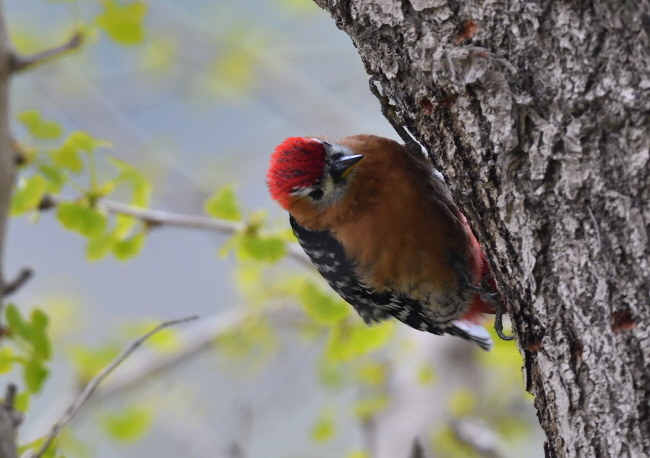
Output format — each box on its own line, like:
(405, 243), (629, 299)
(415, 286), (475, 324)
(354, 253), (474, 324)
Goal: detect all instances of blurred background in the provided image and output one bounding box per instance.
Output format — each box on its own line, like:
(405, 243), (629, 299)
(3, 0), (543, 456)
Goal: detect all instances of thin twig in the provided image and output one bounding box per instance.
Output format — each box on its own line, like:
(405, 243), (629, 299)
(42, 195), (314, 268)
(29, 316), (198, 458)
(2, 267), (33, 297)
(27, 307), (307, 442)
(9, 31), (83, 73)
(100, 198), (245, 233)
(96, 308), (245, 399)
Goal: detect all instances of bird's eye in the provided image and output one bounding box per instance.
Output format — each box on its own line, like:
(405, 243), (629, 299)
(322, 141), (331, 147)
(308, 189), (324, 200)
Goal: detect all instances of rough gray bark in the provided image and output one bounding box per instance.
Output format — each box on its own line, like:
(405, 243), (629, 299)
(312, 1), (650, 457)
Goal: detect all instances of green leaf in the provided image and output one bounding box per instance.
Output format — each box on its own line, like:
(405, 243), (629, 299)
(140, 35), (176, 75)
(96, 0), (147, 45)
(122, 321), (180, 352)
(215, 318), (277, 365)
(346, 451), (370, 458)
(298, 280), (349, 325)
(70, 345), (120, 384)
(113, 214), (137, 237)
(496, 416), (531, 442)
(31, 309), (49, 330)
(416, 363), (436, 386)
(30, 330), (51, 361)
(0, 347), (13, 374)
(100, 405), (152, 442)
(51, 131), (110, 173)
(37, 164), (66, 192)
(49, 144), (83, 174)
(448, 389), (476, 417)
(17, 109), (62, 140)
(237, 233), (285, 262)
(112, 231), (145, 260)
(108, 157), (151, 207)
(86, 232), (116, 261)
(432, 427), (480, 458)
(18, 438), (58, 458)
(355, 361), (386, 387)
(311, 409), (335, 443)
(233, 262), (263, 290)
(68, 131), (109, 152)
(14, 391), (30, 413)
(325, 321), (394, 362)
(30, 309), (51, 360)
(353, 394), (389, 420)
(277, 228), (297, 243)
(10, 175), (46, 216)
(317, 359), (346, 389)
(24, 359), (49, 393)
(5, 304), (31, 340)
(204, 28), (262, 97)
(18, 437), (59, 458)
(56, 202), (107, 238)
(204, 186), (241, 221)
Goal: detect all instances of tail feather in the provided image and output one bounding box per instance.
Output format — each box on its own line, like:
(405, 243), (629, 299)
(450, 319), (493, 351)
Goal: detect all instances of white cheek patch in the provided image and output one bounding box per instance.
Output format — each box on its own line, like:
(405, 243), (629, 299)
(316, 176), (348, 207)
(290, 186), (316, 197)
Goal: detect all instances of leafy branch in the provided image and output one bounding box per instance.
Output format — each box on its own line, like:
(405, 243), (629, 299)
(9, 31), (84, 73)
(40, 194), (313, 268)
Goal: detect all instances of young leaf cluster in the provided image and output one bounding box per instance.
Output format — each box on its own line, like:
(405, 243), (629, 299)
(0, 304), (52, 411)
(13, 109), (152, 261)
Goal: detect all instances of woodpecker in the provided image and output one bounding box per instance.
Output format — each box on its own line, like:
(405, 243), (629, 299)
(266, 132), (509, 350)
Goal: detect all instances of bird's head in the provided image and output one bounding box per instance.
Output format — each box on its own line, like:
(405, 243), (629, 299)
(266, 137), (364, 211)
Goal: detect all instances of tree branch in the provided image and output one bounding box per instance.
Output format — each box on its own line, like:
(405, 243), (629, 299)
(2, 267), (33, 297)
(41, 195), (313, 269)
(9, 31), (83, 73)
(0, 409), (16, 458)
(95, 308), (245, 399)
(0, 385), (20, 458)
(25, 305), (307, 446)
(29, 316), (198, 458)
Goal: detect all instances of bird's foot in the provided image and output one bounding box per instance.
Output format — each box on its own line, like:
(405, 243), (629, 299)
(472, 276), (514, 342)
(492, 299), (514, 341)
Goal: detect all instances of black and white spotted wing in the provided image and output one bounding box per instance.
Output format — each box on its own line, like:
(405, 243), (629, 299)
(290, 216), (492, 350)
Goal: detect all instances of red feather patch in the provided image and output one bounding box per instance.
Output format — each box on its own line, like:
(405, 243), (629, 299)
(266, 137), (327, 209)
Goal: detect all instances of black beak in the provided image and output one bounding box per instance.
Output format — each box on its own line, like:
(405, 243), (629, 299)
(329, 154), (364, 180)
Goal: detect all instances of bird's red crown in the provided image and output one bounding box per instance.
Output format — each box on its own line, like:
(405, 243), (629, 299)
(266, 137), (327, 209)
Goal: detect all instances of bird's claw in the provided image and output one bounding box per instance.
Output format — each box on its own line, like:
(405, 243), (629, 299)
(493, 302), (515, 341)
(473, 276), (515, 342)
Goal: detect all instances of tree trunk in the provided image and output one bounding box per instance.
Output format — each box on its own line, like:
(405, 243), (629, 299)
(312, 1), (650, 457)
